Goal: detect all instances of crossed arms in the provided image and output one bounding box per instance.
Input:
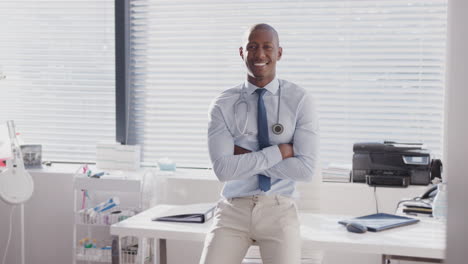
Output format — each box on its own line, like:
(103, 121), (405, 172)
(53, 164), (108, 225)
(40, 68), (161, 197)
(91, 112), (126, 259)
(207, 94), (319, 183)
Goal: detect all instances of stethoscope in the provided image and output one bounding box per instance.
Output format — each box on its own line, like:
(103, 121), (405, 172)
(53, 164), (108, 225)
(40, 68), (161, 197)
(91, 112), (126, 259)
(234, 82), (284, 136)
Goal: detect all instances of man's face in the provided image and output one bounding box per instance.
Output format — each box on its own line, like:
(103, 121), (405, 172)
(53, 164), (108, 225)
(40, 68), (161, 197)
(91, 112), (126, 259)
(240, 29), (282, 86)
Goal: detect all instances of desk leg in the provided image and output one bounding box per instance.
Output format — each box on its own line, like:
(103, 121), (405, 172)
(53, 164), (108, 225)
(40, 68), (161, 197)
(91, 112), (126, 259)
(139, 237), (147, 264)
(156, 239), (167, 264)
(382, 255), (390, 264)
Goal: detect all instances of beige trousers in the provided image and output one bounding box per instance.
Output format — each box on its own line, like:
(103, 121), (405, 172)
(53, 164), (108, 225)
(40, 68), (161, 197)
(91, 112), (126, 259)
(199, 195), (301, 264)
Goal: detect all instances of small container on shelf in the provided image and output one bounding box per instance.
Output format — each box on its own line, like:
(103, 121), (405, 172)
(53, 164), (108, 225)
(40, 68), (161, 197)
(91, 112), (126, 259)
(76, 206), (138, 225)
(76, 238), (112, 263)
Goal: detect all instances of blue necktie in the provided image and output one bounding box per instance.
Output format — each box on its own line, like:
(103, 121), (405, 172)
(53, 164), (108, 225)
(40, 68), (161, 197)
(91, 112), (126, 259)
(255, 88), (271, 192)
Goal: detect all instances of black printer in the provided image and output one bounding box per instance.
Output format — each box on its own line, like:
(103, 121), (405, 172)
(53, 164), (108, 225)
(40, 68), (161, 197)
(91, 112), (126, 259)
(352, 141), (433, 187)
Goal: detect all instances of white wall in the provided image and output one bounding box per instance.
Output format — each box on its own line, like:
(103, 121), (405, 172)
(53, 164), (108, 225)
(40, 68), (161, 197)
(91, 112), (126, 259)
(0, 172), (73, 264)
(445, 0), (468, 263)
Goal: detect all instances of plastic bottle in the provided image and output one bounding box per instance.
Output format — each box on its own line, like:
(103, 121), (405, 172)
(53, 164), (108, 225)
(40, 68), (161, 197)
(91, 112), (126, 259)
(432, 182), (448, 220)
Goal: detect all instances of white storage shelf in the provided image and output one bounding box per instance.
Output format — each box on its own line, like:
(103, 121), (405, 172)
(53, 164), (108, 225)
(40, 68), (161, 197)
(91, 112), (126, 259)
(75, 244), (152, 264)
(76, 248), (112, 263)
(73, 174), (145, 264)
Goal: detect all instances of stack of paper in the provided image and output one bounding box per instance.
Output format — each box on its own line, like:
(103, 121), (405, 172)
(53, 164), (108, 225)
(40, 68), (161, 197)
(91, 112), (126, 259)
(96, 143), (141, 171)
(402, 202), (433, 216)
(322, 163), (351, 182)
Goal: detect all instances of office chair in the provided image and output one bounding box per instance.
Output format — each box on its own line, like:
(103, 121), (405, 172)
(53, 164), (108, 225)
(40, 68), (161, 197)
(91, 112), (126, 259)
(242, 167), (324, 264)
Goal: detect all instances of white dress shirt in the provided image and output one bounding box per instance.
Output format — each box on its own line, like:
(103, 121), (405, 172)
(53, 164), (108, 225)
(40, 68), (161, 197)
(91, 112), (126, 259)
(207, 78), (319, 199)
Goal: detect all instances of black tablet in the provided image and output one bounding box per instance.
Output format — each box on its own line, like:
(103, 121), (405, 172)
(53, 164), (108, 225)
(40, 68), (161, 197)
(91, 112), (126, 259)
(338, 213), (420, 232)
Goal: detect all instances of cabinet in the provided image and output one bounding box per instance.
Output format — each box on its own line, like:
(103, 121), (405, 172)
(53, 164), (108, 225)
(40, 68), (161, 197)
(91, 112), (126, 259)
(73, 173), (150, 263)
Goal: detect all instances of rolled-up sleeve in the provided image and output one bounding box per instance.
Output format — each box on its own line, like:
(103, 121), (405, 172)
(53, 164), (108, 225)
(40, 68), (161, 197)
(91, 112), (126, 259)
(208, 103), (283, 182)
(263, 94), (319, 182)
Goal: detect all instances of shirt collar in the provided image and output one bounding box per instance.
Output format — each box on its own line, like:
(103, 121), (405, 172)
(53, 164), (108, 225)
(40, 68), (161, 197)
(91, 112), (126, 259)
(244, 78), (279, 96)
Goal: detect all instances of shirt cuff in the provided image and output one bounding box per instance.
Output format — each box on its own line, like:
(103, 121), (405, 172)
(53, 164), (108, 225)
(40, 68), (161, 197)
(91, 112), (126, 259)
(262, 145), (283, 168)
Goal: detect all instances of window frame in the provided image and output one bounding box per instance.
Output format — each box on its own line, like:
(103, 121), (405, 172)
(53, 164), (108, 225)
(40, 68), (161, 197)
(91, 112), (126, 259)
(115, 0), (131, 145)
(117, 0), (447, 169)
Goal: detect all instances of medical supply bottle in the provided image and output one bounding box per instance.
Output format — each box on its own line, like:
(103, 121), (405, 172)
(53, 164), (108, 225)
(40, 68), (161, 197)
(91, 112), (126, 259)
(432, 182), (448, 220)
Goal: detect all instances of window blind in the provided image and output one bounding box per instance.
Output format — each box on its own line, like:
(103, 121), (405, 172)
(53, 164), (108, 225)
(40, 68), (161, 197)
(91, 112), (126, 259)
(129, 0), (447, 167)
(0, 0), (116, 162)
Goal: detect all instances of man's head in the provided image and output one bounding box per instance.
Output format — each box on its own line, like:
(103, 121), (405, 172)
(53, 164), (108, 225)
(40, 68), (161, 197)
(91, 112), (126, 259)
(239, 23), (282, 88)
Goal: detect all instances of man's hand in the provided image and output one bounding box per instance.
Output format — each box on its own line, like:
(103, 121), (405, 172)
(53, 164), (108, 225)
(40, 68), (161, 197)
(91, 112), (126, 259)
(278, 143), (294, 159)
(234, 145), (252, 155)
(234, 144), (294, 160)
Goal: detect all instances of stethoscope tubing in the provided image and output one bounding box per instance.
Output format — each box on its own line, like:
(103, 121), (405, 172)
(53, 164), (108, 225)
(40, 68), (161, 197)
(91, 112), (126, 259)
(234, 81), (283, 136)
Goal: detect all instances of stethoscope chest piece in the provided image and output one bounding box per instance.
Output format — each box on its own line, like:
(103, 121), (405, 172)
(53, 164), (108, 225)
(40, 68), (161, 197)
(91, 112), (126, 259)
(272, 123), (284, 135)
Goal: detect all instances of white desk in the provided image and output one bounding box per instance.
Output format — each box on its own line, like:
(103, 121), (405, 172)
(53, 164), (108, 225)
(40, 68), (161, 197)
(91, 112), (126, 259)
(111, 205), (446, 264)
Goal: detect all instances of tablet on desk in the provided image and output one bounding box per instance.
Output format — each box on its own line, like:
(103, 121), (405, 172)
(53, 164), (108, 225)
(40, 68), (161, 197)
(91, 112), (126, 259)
(338, 213), (420, 232)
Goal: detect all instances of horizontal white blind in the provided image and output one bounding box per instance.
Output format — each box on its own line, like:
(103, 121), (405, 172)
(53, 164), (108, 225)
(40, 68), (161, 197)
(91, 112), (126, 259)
(0, 0), (116, 162)
(129, 0), (447, 167)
